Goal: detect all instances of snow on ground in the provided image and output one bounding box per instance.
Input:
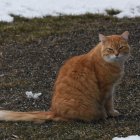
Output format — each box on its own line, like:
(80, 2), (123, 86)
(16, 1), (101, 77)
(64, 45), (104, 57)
(113, 135), (140, 140)
(25, 91), (42, 99)
(0, 0), (140, 22)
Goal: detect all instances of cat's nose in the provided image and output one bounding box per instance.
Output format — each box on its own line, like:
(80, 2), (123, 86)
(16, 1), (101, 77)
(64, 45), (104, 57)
(115, 52), (119, 57)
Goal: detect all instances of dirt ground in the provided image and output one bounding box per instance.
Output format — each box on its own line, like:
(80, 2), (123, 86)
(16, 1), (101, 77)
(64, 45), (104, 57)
(0, 14), (140, 140)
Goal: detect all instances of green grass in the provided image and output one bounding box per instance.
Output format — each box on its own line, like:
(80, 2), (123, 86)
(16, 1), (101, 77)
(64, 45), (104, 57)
(0, 14), (120, 45)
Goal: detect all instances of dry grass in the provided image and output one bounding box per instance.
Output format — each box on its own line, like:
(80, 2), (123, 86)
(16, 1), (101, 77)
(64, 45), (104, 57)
(0, 14), (140, 140)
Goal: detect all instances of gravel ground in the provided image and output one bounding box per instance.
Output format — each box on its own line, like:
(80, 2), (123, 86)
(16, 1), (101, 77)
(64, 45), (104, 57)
(0, 15), (140, 140)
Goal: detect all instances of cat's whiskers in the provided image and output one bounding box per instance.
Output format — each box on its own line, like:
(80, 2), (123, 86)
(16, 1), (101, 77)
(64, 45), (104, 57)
(103, 53), (127, 63)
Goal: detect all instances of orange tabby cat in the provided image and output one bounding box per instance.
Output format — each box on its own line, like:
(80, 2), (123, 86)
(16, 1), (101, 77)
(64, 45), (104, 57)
(0, 31), (130, 122)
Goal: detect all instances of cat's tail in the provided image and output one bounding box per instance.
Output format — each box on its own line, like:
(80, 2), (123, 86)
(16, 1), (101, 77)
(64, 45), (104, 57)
(0, 110), (65, 123)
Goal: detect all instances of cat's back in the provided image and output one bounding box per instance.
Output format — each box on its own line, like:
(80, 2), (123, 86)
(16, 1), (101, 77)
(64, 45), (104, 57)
(52, 52), (98, 110)
(55, 53), (94, 83)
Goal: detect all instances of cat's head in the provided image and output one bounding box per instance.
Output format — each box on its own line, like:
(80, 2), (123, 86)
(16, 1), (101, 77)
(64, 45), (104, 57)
(99, 31), (130, 63)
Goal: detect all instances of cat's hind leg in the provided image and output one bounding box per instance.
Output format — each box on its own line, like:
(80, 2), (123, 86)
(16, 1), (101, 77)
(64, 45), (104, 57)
(58, 104), (107, 122)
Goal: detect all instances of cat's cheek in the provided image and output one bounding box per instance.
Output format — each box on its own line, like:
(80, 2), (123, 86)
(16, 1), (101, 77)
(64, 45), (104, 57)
(109, 55), (117, 60)
(103, 56), (109, 62)
(103, 55), (114, 63)
(119, 53), (129, 61)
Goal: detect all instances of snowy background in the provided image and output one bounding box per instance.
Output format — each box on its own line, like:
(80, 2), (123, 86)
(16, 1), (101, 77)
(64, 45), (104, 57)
(113, 135), (140, 140)
(0, 0), (140, 22)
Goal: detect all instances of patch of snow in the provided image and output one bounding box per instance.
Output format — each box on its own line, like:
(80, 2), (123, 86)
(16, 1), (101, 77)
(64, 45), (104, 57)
(0, 0), (140, 22)
(0, 74), (5, 77)
(113, 135), (140, 140)
(0, 111), (7, 119)
(25, 91), (42, 99)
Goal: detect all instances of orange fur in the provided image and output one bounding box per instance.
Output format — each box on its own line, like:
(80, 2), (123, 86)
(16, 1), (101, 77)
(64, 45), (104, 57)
(0, 31), (130, 122)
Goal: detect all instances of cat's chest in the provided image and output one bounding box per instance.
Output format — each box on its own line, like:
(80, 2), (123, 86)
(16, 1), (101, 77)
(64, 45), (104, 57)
(98, 70), (122, 102)
(97, 65), (123, 86)
(107, 70), (122, 83)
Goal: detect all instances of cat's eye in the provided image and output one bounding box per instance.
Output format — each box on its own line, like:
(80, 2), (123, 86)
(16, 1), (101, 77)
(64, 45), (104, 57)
(119, 46), (125, 49)
(106, 48), (113, 51)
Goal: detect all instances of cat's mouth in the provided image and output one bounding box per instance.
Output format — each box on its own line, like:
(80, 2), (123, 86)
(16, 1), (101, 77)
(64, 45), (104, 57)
(103, 54), (127, 63)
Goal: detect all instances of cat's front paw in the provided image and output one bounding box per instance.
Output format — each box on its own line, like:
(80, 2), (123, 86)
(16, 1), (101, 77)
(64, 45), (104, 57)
(108, 109), (120, 117)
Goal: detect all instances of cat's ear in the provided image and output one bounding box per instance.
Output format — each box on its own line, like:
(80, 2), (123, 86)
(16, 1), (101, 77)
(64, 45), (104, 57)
(99, 34), (107, 43)
(121, 31), (129, 41)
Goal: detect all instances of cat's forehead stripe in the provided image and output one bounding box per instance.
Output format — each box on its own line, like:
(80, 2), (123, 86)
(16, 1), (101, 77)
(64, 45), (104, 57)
(107, 35), (122, 41)
(106, 35), (126, 47)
